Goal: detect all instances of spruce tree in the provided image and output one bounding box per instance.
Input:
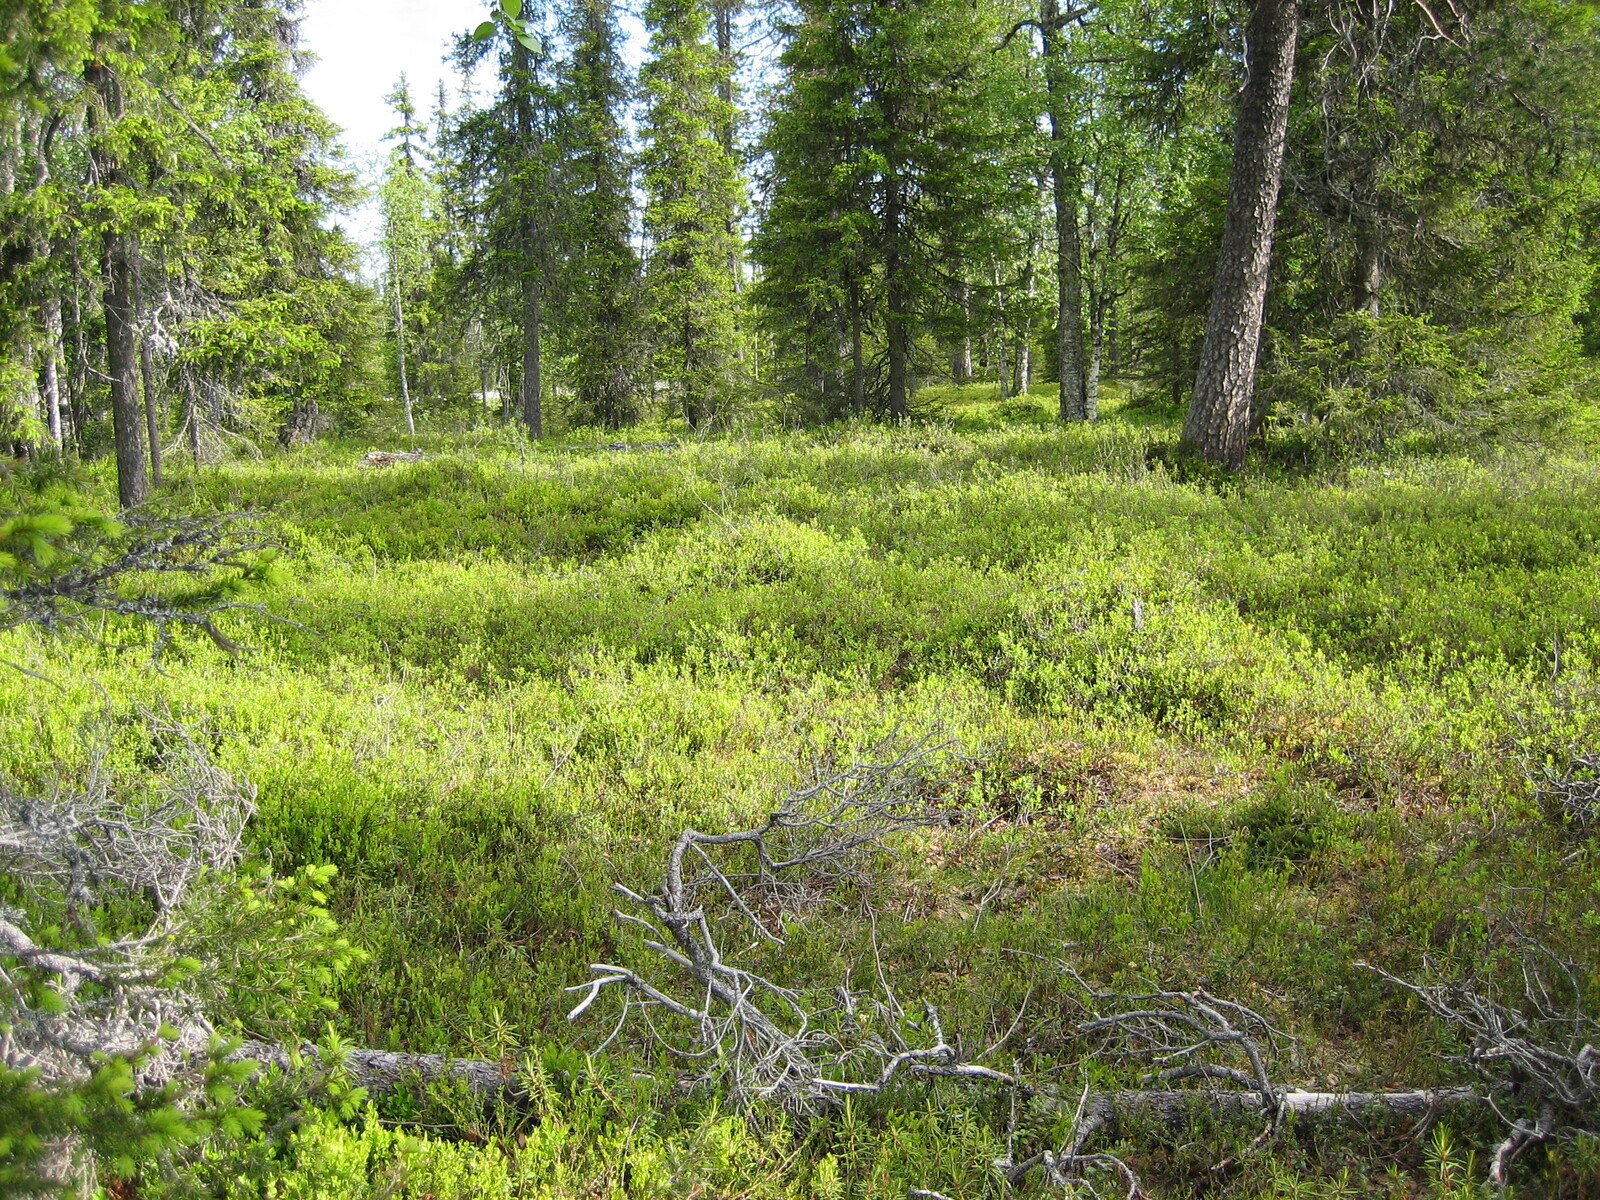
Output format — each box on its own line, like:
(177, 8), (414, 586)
(640, 0), (743, 429)
(456, 0), (563, 436)
(555, 0), (641, 429)
(755, 0), (1035, 419)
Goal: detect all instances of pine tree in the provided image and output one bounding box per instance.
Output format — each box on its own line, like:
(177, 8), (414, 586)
(640, 0), (743, 428)
(0, 0), (375, 494)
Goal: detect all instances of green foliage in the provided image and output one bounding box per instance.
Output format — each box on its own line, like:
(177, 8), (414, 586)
(1262, 312), (1494, 449)
(640, 0), (743, 430)
(552, 0), (642, 430)
(753, 0), (1039, 419)
(7, 392), (1600, 1193)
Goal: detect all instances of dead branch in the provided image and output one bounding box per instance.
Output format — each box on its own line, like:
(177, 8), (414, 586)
(1, 713), (256, 1093)
(0, 510), (285, 658)
(565, 736), (1002, 1109)
(1358, 952), (1600, 1186)
(1537, 753), (1600, 828)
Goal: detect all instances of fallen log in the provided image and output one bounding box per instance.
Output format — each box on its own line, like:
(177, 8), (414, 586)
(237, 1038), (1484, 1131)
(238, 1041), (525, 1100)
(1038, 1084), (1484, 1129)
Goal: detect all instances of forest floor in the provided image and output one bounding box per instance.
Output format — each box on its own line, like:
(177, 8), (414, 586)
(4, 385), (1599, 1198)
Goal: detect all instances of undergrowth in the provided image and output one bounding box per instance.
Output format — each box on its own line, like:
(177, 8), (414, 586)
(2, 386), (1598, 1197)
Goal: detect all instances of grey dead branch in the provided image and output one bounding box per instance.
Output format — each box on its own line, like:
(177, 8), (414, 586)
(0, 511), (281, 659)
(359, 449), (428, 467)
(1538, 753), (1600, 829)
(5, 731), (1595, 1194)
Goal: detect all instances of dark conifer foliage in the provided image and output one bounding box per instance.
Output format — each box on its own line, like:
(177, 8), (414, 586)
(2, 0), (1597, 466)
(555, 0), (641, 430)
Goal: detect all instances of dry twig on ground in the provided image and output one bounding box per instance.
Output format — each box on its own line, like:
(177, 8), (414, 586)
(1359, 950), (1600, 1186)
(565, 736), (1019, 1109)
(1, 714), (256, 1091)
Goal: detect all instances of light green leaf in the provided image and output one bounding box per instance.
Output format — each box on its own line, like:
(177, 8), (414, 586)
(472, 20), (496, 40)
(514, 29), (544, 54)
(501, 0), (523, 19)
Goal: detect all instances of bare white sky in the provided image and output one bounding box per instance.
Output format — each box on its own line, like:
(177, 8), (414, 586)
(299, 0), (490, 163)
(297, 0), (656, 249)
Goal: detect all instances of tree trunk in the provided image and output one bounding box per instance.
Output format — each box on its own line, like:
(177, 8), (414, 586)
(132, 251), (163, 486)
(42, 291), (63, 447)
(235, 1036), (1487, 1140)
(1019, 226), (1039, 394)
(1106, 298), (1121, 379)
(102, 229), (149, 508)
(184, 369), (203, 463)
(68, 253), (89, 448)
(512, 40), (544, 440)
(1182, 0), (1299, 469)
(1087, 297), (1103, 420)
(885, 175), (910, 420)
(849, 295), (867, 416)
(1356, 224), (1382, 317)
(714, 0), (744, 336)
(393, 281), (415, 440)
(953, 281), (973, 382)
(1042, 0), (1088, 421)
(994, 264), (1011, 401)
(87, 61), (149, 507)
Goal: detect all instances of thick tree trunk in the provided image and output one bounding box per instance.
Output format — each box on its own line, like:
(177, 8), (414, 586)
(885, 176), (910, 420)
(1181, 0), (1299, 469)
(87, 62), (148, 507)
(1042, 0), (1088, 421)
(102, 230), (149, 508)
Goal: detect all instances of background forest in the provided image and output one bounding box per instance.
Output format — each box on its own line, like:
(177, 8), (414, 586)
(4, 0), (1600, 1197)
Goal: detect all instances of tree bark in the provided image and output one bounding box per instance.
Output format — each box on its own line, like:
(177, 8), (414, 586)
(237, 1036), (1487, 1138)
(713, 0), (744, 328)
(1356, 223), (1382, 317)
(87, 61), (149, 507)
(850, 291), (867, 415)
(1042, 0), (1088, 422)
(392, 280), (416, 440)
(132, 250), (163, 487)
(512, 39), (544, 440)
(184, 369), (203, 463)
(68, 251), (89, 448)
(1182, 0), (1299, 469)
(885, 174), (910, 420)
(1087, 298), (1102, 419)
(41, 291), (63, 447)
(954, 281), (974, 382)
(102, 230), (149, 508)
